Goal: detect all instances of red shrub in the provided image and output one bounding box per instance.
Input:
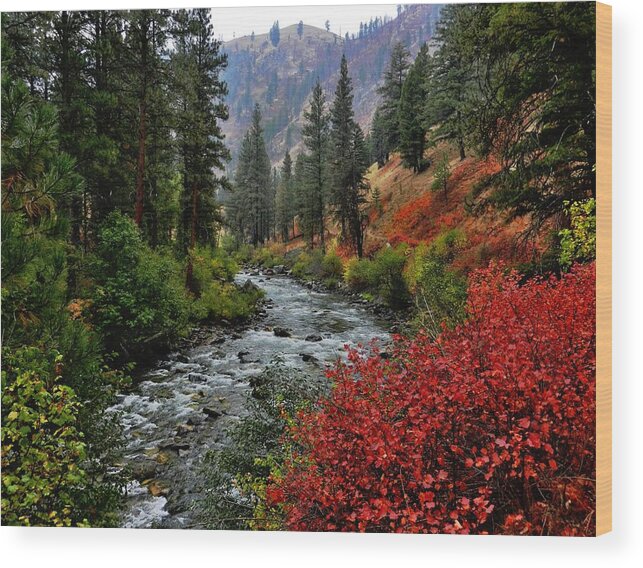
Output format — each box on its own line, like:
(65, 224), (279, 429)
(268, 264), (596, 535)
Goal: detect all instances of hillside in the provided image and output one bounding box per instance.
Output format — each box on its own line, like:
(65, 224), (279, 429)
(361, 147), (549, 271)
(221, 4), (443, 166)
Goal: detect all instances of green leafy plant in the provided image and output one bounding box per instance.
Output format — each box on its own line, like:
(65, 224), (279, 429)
(2, 348), (89, 527)
(559, 198), (596, 269)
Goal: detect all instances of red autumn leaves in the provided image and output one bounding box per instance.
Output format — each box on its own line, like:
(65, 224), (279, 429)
(267, 263), (596, 535)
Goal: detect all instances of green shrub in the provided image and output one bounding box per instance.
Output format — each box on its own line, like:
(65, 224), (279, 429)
(291, 249), (323, 281)
(1, 347), (89, 527)
(321, 250), (344, 281)
(190, 245), (239, 295)
(412, 242), (467, 338)
(252, 245), (286, 269)
(371, 245), (410, 309)
(429, 228), (467, 263)
(194, 281), (264, 322)
(344, 257), (376, 292)
(559, 198), (596, 269)
(91, 212), (191, 357)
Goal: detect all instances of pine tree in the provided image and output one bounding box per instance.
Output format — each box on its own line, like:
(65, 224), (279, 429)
(329, 55), (369, 257)
(377, 42), (410, 159)
(172, 8), (230, 282)
(230, 104), (272, 245)
(275, 151), (294, 242)
(269, 21), (280, 47)
(123, 10), (171, 228)
(399, 43), (430, 172)
(370, 107), (389, 167)
(302, 80), (330, 251)
(297, 20), (304, 38)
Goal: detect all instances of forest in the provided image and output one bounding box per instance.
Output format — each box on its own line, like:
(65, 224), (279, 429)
(1, 2), (597, 534)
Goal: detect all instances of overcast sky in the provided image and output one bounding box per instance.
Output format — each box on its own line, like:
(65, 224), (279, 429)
(211, 4), (398, 41)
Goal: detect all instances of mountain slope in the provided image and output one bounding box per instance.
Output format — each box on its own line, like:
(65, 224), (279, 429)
(220, 4), (443, 167)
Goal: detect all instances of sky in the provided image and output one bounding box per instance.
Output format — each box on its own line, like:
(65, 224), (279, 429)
(211, 4), (398, 42)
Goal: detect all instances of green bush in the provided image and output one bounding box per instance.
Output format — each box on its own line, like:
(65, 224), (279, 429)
(411, 231), (468, 337)
(252, 245), (286, 269)
(344, 257), (376, 292)
(91, 212), (191, 357)
(559, 198), (596, 269)
(193, 281), (264, 322)
(190, 244), (239, 295)
(344, 246), (410, 309)
(371, 245), (410, 309)
(321, 250), (343, 281)
(1, 347), (89, 527)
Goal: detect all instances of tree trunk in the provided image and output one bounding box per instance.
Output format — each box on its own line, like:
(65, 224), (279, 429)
(135, 98), (146, 226)
(186, 180), (198, 291)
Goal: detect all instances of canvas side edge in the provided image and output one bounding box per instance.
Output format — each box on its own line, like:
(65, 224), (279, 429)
(595, 0), (612, 537)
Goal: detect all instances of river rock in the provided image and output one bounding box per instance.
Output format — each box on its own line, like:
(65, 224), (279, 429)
(273, 265), (285, 274)
(175, 423), (195, 436)
(241, 279), (260, 294)
(147, 479), (170, 497)
(175, 354), (190, 364)
(187, 372), (209, 383)
(273, 327), (292, 337)
(129, 457), (159, 481)
(203, 406), (223, 419)
(305, 334), (323, 342)
(300, 353), (318, 364)
(263, 268), (274, 276)
(160, 440), (190, 452)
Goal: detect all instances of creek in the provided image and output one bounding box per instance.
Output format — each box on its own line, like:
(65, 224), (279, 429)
(110, 270), (391, 528)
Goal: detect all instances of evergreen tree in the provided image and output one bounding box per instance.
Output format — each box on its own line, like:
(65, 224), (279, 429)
(275, 151), (294, 242)
(230, 104), (272, 245)
(122, 10), (171, 228)
(377, 42), (410, 158)
(423, 5), (475, 161)
(370, 106), (389, 167)
(172, 8), (230, 282)
(399, 43), (430, 172)
(297, 20), (304, 38)
(292, 152), (307, 239)
(301, 81), (330, 251)
(269, 21), (280, 47)
(329, 55), (369, 257)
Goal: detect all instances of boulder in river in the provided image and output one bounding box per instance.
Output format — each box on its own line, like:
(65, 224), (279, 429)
(187, 372), (209, 383)
(241, 279), (260, 294)
(175, 423), (195, 436)
(273, 265), (285, 274)
(300, 353), (318, 364)
(159, 440), (190, 452)
(146, 479), (170, 497)
(129, 457), (159, 481)
(305, 334), (323, 342)
(203, 406), (223, 420)
(175, 354), (190, 364)
(273, 327), (292, 337)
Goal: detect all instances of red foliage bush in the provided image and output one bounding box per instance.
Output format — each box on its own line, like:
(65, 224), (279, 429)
(268, 263), (596, 534)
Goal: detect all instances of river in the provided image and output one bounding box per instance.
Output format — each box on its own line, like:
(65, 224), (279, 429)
(109, 270), (391, 529)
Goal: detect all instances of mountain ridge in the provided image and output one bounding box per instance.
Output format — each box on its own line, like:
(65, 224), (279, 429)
(220, 4), (443, 169)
